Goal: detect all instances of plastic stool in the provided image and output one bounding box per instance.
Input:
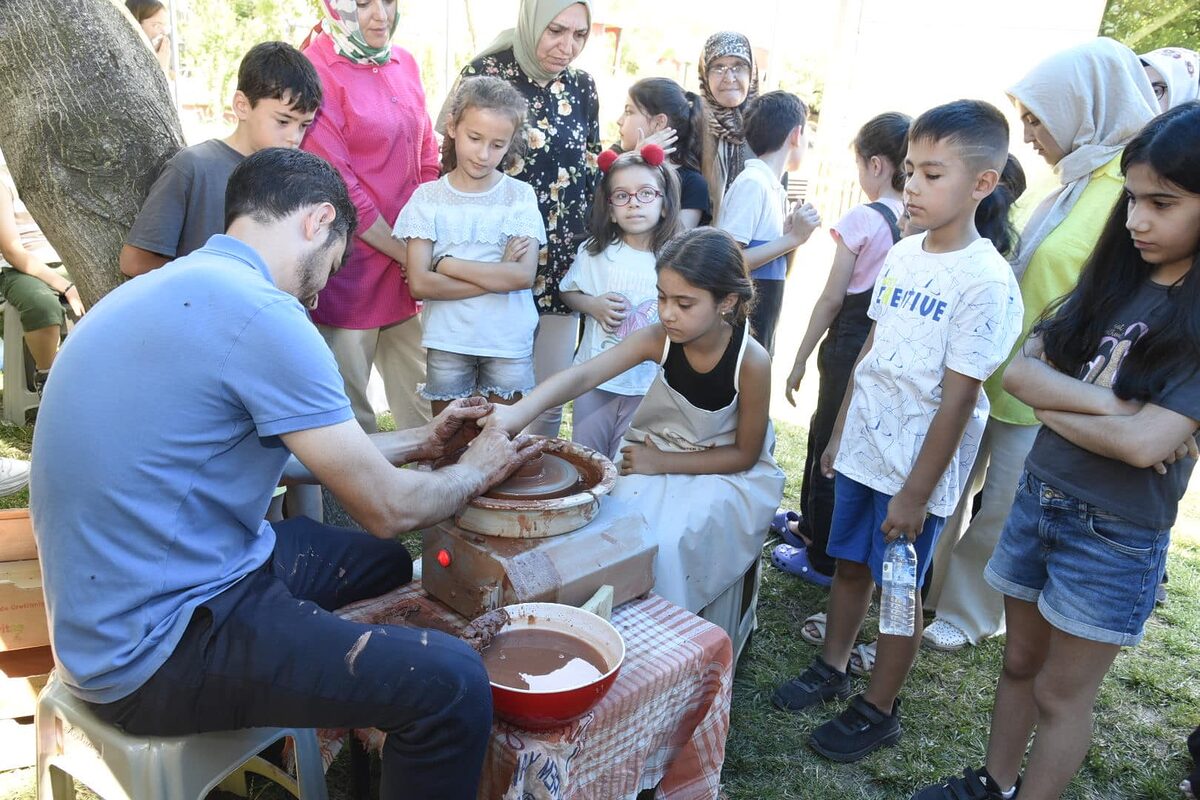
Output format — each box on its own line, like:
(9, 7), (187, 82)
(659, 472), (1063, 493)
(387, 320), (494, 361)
(1, 301), (40, 425)
(35, 673), (329, 800)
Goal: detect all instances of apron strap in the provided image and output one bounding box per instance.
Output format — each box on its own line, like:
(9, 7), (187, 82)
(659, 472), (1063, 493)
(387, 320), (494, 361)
(733, 322), (750, 394)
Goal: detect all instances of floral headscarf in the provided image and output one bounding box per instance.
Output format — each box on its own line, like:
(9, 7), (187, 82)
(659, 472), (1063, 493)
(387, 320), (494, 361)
(309, 0), (400, 66)
(699, 31), (759, 192)
(1140, 47), (1200, 110)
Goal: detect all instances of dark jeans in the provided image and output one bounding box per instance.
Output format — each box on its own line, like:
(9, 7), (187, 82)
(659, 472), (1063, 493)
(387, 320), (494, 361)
(87, 517), (493, 800)
(750, 278), (786, 357)
(799, 291), (873, 576)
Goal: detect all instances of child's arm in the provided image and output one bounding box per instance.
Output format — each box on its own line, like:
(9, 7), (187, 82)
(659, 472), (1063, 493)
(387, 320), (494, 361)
(1036, 405), (1199, 472)
(741, 202), (821, 270)
(562, 290), (629, 332)
(820, 324), (876, 478)
(785, 240), (858, 405)
(483, 325), (666, 434)
(403, 238), (488, 301)
(619, 337), (772, 476)
(119, 245), (170, 277)
(1003, 332), (1139, 416)
(436, 236), (538, 292)
(883, 368), (982, 540)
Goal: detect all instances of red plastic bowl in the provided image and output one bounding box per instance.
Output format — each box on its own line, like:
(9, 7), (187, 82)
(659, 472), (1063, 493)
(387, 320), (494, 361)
(480, 602), (625, 730)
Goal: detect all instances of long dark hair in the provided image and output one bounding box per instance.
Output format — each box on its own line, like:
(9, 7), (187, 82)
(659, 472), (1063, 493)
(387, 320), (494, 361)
(585, 151), (681, 256)
(1039, 102), (1200, 401)
(975, 153), (1026, 259)
(656, 227), (754, 327)
(627, 78), (706, 173)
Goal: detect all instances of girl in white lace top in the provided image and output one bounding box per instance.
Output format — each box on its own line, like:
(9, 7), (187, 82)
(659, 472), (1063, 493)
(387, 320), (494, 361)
(394, 77), (547, 415)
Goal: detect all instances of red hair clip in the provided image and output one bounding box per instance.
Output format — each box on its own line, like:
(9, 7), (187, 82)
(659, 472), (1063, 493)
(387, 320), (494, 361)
(640, 144), (665, 167)
(597, 149), (619, 173)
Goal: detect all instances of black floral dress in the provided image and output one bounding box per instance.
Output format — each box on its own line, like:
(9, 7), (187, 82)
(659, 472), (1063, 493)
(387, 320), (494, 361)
(462, 48), (601, 315)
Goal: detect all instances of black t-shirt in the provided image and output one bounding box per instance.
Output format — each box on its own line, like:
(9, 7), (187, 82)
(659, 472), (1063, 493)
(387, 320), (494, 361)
(678, 166), (712, 225)
(1026, 280), (1200, 528)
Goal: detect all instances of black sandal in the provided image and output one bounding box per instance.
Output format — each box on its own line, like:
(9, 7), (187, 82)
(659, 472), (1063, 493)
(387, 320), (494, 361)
(910, 766), (1020, 800)
(771, 656), (851, 712)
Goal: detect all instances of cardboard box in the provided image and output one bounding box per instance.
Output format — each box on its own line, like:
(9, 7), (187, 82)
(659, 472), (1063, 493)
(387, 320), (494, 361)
(0, 509), (36, 563)
(0, 560), (48, 652)
(0, 645), (51, 720)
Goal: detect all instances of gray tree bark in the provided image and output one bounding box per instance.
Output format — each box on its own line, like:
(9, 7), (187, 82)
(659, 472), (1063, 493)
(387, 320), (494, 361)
(0, 0), (184, 307)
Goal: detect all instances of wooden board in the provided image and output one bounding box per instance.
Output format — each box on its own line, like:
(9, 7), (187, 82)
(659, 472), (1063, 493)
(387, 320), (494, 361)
(0, 509), (35, 563)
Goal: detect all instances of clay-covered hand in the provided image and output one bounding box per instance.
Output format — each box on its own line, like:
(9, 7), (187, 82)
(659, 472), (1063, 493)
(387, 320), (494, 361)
(881, 488), (927, 542)
(458, 429), (547, 493)
(476, 403), (525, 437)
(422, 397), (493, 460)
(618, 435), (666, 476)
(591, 292), (630, 333)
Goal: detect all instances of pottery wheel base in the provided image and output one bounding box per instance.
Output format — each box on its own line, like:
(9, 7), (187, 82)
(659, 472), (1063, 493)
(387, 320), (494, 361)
(485, 453), (582, 500)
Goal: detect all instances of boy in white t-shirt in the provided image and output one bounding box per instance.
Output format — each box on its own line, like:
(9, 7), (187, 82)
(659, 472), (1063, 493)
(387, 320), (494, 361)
(716, 91), (821, 355)
(772, 100), (1023, 762)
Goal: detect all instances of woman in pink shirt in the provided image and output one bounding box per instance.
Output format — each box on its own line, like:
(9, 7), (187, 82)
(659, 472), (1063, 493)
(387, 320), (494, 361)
(301, 0), (438, 433)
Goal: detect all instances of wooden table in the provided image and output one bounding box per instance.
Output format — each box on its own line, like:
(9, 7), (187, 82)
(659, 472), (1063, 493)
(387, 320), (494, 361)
(323, 581), (733, 800)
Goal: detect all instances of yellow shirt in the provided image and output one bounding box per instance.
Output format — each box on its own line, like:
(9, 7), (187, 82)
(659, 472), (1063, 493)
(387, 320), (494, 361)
(985, 155), (1125, 426)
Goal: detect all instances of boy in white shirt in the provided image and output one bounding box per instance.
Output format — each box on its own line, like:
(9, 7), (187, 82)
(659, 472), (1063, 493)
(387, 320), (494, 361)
(772, 100), (1024, 762)
(716, 91), (821, 355)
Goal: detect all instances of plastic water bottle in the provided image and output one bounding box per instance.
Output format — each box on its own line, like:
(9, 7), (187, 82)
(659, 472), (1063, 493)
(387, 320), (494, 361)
(879, 538), (918, 636)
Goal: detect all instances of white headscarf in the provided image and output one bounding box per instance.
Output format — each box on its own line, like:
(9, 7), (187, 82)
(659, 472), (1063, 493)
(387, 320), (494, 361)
(1140, 47), (1200, 110)
(1008, 37), (1159, 279)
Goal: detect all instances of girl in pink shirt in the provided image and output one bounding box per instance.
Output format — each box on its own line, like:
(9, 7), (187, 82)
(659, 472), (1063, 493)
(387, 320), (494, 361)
(301, 0), (439, 433)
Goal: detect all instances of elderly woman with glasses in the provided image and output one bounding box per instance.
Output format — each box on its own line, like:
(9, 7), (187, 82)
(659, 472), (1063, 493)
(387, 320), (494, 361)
(698, 31), (759, 217)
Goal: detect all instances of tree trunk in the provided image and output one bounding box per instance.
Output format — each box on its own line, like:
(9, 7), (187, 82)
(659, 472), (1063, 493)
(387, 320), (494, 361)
(0, 0), (184, 307)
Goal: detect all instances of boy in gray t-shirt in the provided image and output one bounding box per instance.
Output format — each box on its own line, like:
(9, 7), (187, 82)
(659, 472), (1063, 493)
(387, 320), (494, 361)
(120, 41), (322, 277)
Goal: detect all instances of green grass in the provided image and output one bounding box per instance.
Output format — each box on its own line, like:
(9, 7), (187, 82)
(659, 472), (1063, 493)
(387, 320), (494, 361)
(0, 414), (1197, 799)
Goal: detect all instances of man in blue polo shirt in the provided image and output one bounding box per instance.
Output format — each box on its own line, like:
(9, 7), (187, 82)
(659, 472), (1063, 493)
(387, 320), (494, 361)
(29, 148), (541, 800)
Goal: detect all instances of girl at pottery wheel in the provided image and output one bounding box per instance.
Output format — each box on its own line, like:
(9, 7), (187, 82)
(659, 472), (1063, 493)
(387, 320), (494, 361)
(482, 227), (785, 638)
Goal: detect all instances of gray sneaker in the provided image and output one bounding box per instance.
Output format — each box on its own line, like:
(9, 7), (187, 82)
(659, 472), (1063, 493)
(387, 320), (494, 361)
(0, 457), (31, 496)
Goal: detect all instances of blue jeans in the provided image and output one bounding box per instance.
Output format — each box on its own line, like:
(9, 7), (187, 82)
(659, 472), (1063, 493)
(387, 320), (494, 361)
(985, 471), (1169, 646)
(87, 517), (493, 799)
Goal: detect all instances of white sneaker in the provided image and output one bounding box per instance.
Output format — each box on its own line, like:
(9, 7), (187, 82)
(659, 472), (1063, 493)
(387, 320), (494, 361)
(0, 457), (31, 497)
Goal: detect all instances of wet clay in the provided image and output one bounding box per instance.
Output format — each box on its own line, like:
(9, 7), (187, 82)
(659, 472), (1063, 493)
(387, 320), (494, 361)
(482, 628), (608, 691)
(485, 453), (584, 501)
(460, 608), (511, 654)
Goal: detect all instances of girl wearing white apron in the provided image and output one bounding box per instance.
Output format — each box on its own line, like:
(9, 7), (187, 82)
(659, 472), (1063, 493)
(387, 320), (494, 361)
(485, 228), (784, 644)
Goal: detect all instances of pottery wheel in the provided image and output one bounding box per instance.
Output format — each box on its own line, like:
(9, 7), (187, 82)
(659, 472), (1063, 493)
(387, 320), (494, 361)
(485, 453), (582, 500)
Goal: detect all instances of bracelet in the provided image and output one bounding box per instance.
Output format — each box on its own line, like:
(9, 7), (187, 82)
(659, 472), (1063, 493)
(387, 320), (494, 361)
(431, 254), (452, 273)
(58, 283), (74, 298)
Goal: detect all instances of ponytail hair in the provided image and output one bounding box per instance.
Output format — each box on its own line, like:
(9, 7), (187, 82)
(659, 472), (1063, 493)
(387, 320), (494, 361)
(975, 153), (1026, 258)
(627, 78), (707, 174)
(656, 227), (754, 327)
(439, 76), (528, 176)
(853, 112), (911, 193)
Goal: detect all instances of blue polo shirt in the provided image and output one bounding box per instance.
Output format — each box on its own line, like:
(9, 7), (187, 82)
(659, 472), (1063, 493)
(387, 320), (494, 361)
(30, 235), (353, 703)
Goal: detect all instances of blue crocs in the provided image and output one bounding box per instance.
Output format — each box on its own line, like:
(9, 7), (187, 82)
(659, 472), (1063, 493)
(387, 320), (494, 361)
(770, 509), (807, 548)
(770, 543), (834, 587)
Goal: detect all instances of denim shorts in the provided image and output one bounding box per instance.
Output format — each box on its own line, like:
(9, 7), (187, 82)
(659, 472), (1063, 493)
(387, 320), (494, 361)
(827, 474), (947, 585)
(984, 470), (1169, 646)
(420, 348), (535, 401)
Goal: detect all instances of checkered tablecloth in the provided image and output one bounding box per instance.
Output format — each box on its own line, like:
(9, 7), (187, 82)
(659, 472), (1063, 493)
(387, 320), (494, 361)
(325, 582), (733, 800)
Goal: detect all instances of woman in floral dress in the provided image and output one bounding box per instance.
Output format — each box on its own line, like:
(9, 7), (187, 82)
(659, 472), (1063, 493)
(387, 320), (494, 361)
(456, 0), (601, 437)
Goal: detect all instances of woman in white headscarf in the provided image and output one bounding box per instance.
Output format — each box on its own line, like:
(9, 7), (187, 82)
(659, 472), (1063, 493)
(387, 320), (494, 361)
(922, 37), (1159, 655)
(454, 1), (601, 438)
(1140, 46), (1200, 111)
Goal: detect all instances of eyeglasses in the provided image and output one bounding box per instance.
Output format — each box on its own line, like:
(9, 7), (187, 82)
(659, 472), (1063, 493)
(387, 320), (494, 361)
(1151, 82), (1167, 100)
(708, 63), (750, 80)
(609, 188), (663, 206)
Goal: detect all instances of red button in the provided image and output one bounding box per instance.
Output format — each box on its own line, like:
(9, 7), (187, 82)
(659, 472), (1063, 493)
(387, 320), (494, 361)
(437, 549), (452, 568)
